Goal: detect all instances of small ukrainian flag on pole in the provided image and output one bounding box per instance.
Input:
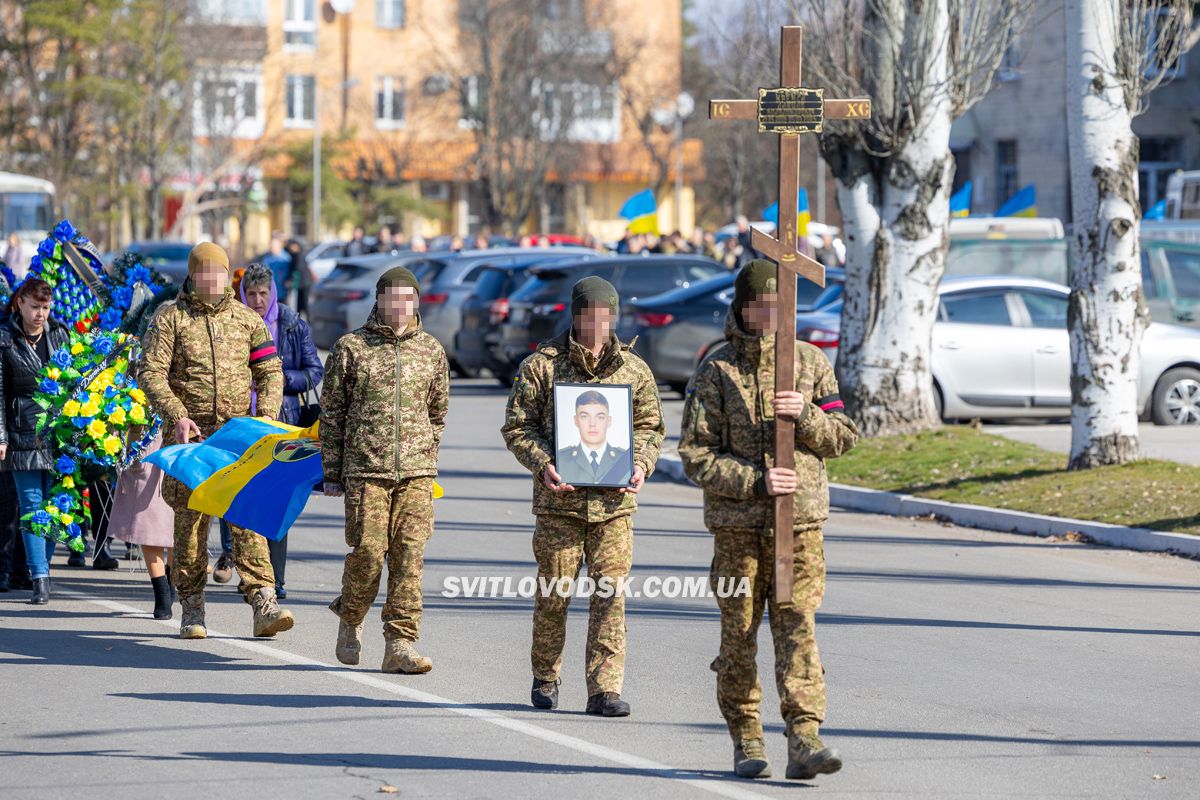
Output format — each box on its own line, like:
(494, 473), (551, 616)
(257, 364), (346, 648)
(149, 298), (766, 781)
(996, 185), (1037, 218)
(950, 181), (972, 218)
(619, 189), (659, 235)
(762, 189), (812, 237)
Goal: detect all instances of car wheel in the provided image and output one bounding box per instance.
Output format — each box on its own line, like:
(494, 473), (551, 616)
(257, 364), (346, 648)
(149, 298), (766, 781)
(932, 382), (945, 421)
(668, 380), (689, 397)
(497, 368), (516, 388)
(1151, 367), (1200, 425)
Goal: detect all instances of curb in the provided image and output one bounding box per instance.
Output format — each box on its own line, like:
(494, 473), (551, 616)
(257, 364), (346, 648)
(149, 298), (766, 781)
(652, 454), (1200, 558)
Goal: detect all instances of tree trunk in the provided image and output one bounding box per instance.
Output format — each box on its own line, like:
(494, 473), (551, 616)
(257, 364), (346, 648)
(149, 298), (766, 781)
(827, 2), (955, 438)
(1064, 0), (1146, 469)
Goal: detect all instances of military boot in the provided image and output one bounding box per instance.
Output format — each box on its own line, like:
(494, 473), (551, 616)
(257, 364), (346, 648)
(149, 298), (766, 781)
(179, 594), (207, 639)
(251, 586), (295, 637)
(531, 678), (560, 710)
(335, 620), (363, 665)
(785, 732), (842, 780)
(381, 639), (432, 674)
(734, 738), (772, 779)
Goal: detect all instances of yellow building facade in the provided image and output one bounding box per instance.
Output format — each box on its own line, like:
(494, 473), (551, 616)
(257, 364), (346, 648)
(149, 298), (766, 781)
(190, 0), (700, 251)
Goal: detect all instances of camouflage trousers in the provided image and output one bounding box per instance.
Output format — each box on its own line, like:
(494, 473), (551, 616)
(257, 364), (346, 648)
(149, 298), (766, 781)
(531, 513), (633, 696)
(710, 526), (826, 743)
(163, 476), (274, 602)
(329, 476), (434, 642)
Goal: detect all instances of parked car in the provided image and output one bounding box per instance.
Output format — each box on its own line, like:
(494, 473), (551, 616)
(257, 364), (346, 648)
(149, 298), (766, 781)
(499, 255), (727, 379)
(797, 275), (1200, 425)
(455, 254), (600, 380)
(1141, 239), (1200, 330)
(122, 240), (194, 284)
(617, 269), (846, 394)
(305, 240), (347, 283)
(308, 252), (437, 349)
(419, 247), (595, 373)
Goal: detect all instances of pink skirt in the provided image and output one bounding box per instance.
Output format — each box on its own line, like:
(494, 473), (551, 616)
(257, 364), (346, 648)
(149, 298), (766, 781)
(108, 433), (175, 548)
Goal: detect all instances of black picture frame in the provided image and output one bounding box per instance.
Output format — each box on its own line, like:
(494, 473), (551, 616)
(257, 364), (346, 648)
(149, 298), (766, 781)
(552, 382), (636, 488)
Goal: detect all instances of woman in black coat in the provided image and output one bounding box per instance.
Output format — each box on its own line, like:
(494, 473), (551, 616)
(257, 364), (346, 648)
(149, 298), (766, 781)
(0, 278), (71, 604)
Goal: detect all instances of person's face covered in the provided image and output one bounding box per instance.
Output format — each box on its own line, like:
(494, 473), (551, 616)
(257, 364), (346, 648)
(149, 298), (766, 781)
(574, 303), (615, 347)
(743, 292), (778, 336)
(574, 402), (612, 448)
(377, 285), (418, 331)
(192, 263), (228, 301)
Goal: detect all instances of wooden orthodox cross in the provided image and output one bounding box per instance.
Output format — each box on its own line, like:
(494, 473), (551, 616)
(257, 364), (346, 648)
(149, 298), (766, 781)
(710, 25), (871, 603)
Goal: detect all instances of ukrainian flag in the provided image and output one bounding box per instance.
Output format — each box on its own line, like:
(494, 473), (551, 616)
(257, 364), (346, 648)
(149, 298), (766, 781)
(146, 417), (443, 541)
(950, 181), (972, 218)
(996, 185), (1037, 218)
(619, 189), (659, 235)
(763, 189), (812, 237)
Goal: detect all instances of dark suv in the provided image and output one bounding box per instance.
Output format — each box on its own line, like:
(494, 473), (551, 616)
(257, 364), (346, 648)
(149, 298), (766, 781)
(498, 255), (726, 381)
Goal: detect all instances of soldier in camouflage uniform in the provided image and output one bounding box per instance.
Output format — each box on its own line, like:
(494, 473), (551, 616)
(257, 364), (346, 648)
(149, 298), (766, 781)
(320, 266), (449, 674)
(679, 259), (858, 781)
(502, 276), (664, 717)
(141, 243), (294, 640)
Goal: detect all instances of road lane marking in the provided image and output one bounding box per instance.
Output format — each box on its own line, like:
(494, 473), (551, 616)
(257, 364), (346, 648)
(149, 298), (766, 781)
(61, 589), (773, 800)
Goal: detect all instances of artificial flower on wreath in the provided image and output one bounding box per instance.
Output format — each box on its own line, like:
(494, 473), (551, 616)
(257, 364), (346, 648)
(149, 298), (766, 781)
(22, 328), (162, 552)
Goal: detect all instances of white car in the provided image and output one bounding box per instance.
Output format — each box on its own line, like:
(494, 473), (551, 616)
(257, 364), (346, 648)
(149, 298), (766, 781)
(797, 275), (1200, 425)
(306, 240), (347, 283)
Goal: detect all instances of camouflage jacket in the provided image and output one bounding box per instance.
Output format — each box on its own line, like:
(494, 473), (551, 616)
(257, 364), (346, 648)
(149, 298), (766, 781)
(502, 331), (664, 523)
(679, 312), (858, 532)
(141, 287), (283, 444)
(319, 308), (449, 484)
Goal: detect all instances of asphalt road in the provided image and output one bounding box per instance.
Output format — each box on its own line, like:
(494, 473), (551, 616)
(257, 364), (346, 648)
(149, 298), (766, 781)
(2, 380), (1197, 799)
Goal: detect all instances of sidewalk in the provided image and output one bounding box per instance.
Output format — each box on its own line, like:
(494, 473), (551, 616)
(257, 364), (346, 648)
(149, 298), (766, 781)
(982, 421), (1200, 466)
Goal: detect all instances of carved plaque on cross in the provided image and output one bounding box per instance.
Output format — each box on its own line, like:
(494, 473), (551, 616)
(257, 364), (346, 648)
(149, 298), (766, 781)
(710, 25), (872, 604)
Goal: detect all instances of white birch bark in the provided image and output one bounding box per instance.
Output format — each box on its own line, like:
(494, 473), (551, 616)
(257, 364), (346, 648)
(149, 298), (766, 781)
(832, 0), (954, 436)
(1064, 0), (1147, 468)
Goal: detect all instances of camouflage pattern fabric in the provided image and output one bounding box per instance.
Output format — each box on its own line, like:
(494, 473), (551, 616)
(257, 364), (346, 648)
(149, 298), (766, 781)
(319, 308), (449, 484)
(709, 526), (826, 743)
(502, 331), (664, 523)
(328, 476), (435, 642)
(678, 312), (858, 532)
(531, 513), (632, 696)
(165, 478), (275, 601)
(141, 287), (283, 437)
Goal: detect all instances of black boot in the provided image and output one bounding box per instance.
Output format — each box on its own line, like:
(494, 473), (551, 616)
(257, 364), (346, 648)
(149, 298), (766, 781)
(68, 549), (86, 567)
(585, 692), (631, 717)
(531, 678), (560, 710)
(151, 575), (173, 620)
(30, 577), (49, 605)
(10, 571), (32, 591)
(0, 573), (10, 592)
(92, 534), (118, 571)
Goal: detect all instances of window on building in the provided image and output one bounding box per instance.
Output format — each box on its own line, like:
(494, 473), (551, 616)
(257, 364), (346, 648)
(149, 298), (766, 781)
(283, 0), (316, 48)
(997, 26), (1020, 82)
(192, 0), (266, 24)
(459, 75), (486, 127)
(285, 74), (315, 126)
(1145, 7), (1186, 78)
(194, 68), (263, 138)
(375, 76), (406, 128)
(1139, 137), (1182, 210)
(376, 0), (405, 28)
(994, 140), (1019, 210)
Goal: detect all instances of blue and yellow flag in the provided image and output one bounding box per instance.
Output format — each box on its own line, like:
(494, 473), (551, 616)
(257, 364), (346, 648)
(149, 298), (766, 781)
(146, 417), (443, 541)
(996, 185), (1037, 218)
(619, 189), (659, 235)
(1144, 199), (1167, 220)
(762, 189), (811, 237)
(950, 181), (972, 218)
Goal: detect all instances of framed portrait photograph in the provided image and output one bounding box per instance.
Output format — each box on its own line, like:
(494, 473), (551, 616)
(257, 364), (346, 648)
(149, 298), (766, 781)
(552, 382), (635, 488)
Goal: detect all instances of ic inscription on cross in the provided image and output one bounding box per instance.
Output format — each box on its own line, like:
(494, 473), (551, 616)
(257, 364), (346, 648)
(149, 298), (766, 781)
(710, 25), (871, 604)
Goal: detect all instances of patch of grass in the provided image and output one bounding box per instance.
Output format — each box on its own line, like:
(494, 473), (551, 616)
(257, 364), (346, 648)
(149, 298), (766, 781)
(827, 427), (1200, 535)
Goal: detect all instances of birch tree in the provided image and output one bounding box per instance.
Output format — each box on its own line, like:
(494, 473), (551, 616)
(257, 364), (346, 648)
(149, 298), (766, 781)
(1064, 0), (1192, 469)
(791, 0), (1030, 436)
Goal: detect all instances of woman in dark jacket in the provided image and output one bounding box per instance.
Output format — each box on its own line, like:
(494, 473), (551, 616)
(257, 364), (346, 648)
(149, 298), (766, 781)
(0, 278), (71, 604)
(216, 263), (323, 597)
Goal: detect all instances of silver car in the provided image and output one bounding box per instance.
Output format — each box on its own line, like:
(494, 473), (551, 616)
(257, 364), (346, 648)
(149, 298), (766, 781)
(797, 275), (1200, 425)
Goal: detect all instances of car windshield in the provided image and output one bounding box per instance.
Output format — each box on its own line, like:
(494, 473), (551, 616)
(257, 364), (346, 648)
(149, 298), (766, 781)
(511, 272), (573, 303)
(1163, 248), (1200, 300)
(132, 243), (191, 263)
(946, 239), (1069, 283)
(324, 263), (371, 283)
